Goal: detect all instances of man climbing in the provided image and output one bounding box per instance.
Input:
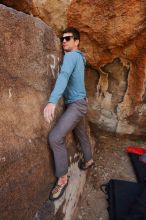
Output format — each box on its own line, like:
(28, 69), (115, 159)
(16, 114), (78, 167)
(44, 27), (94, 201)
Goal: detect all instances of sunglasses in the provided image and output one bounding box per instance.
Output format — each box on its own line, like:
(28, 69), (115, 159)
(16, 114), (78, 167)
(60, 35), (76, 43)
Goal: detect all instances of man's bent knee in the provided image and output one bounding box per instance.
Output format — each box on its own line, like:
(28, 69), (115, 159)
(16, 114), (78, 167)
(48, 131), (62, 149)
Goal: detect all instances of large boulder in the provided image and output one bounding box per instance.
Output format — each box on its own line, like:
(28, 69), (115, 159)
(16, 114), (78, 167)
(0, 4), (95, 220)
(0, 3), (59, 220)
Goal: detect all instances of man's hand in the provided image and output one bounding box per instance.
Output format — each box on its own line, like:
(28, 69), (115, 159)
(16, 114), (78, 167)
(44, 103), (56, 123)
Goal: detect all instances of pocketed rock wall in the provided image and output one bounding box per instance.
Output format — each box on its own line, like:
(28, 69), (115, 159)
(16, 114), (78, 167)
(1, 0), (146, 136)
(68, 0), (146, 135)
(0, 4), (95, 220)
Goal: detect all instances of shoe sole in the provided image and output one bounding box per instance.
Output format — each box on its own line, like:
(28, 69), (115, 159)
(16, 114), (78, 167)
(49, 181), (68, 201)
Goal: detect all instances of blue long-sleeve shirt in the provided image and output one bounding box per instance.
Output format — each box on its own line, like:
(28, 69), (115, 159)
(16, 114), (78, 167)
(48, 50), (86, 104)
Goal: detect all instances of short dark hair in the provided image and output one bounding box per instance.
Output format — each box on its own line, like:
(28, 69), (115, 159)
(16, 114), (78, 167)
(62, 27), (80, 40)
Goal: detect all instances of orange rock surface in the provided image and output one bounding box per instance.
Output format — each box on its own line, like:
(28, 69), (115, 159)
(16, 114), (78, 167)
(68, 0), (146, 134)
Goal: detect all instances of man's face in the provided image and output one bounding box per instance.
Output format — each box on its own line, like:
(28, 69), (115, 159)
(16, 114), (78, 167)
(61, 32), (79, 52)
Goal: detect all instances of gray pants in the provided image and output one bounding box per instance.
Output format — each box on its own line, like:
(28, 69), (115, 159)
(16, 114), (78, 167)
(48, 99), (92, 177)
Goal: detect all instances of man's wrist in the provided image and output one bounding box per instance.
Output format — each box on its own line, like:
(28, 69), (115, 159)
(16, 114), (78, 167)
(48, 99), (57, 104)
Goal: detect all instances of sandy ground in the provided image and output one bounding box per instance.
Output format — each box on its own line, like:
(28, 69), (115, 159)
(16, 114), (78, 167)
(73, 125), (146, 220)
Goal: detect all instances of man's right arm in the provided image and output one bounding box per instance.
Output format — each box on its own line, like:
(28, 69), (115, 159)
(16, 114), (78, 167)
(48, 52), (77, 104)
(44, 52), (77, 123)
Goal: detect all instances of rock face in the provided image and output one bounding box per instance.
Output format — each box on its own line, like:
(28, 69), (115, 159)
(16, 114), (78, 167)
(0, 4), (95, 220)
(0, 4), (59, 220)
(68, 0), (146, 135)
